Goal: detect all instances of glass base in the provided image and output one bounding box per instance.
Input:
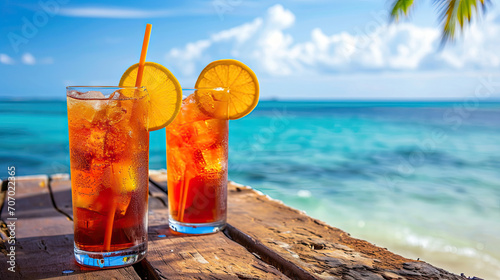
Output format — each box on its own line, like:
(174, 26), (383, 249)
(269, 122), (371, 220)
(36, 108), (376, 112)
(169, 218), (226, 234)
(74, 242), (147, 268)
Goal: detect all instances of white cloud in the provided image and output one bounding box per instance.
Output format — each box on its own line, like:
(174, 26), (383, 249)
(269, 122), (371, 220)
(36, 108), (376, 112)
(1, 53), (53, 65)
(165, 4), (500, 77)
(168, 17), (263, 76)
(265, 4), (295, 29)
(22, 53), (36, 65)
(0, 54), (15, 65)
(59, 7), (173, 18)
(168, 40), (212, 76)
(436, 11), (500, 70)
(211, 18), (263, 44)
(300, 23), (441, 72)
(18, 53), (53, 65)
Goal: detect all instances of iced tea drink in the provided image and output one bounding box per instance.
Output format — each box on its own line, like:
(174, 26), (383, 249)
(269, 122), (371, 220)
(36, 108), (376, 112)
(166, 89), (228, 234)
(67, 86), (149, 268)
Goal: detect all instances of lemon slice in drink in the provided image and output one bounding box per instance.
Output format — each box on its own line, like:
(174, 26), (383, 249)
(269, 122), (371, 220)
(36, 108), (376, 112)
(119, 62), (182, 131)
(195, 59), (259, 120)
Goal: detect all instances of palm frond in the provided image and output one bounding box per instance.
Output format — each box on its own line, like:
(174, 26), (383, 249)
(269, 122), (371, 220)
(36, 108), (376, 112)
(433, 0), (489, 44)
(390, 0), (415, 22)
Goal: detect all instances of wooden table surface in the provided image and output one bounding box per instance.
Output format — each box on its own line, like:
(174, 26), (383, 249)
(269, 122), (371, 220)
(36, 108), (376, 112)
(0, 171), (465, 280)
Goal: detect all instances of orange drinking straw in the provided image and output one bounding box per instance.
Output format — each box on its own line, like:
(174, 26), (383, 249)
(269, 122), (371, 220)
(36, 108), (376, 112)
(104, 165), (118, 251)
(103, 202), (117, 251)
(135, 23), (152, 87)
(102, 24), (152, 252)
(178, 167), (192, 222)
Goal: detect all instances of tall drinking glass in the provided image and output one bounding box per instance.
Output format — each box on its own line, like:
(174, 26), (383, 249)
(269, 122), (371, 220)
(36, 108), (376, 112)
(166, 88), (229, 234)
(66, 86), (149, 268)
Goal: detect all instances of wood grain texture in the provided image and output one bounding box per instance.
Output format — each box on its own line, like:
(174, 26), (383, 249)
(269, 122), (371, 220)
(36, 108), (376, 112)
(1, 180), (9, 241)
(148, 170), (168, 191)
(0, 175), (73, 239)
(148, 180), (168, 209)
(147, 170), (169, 213)
(0, 176), (140, 280)
(225, 182), (466, 280)
(49, 174), (73, 220)
(0, 180), (7, 218)
(146, 208), (290, 280)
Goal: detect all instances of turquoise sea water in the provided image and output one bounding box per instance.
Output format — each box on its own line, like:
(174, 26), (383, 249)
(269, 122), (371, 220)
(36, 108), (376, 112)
(1, 100), (500, 278)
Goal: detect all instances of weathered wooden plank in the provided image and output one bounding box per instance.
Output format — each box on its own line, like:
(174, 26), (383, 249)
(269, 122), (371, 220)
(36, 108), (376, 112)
(148, 170), (168, 210)
(224, 223), (316, 280)
(0, 180), (8, 241)
(0, 176), (140, 280)
(145, 208), (290, 279)
(148, 180), (168, 208)
(148, 170), (168, 192)
(49, 174), (73, 219)
(148, 183), (168, 210)
(225, 182), (465, 280)
(0, 180), (7, 217)
(0, 175), (73, 238)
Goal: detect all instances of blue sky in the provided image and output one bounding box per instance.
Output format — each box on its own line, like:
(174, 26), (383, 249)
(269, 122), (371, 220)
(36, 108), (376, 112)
(1, 0), (500, 100)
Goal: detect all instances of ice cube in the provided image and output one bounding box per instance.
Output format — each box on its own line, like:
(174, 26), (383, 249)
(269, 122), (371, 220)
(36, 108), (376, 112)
(78, 91), (107, 119)
(201, 144), (226, 173)
(67, 90), (79, 97)
(192, 149), (207, 170)
(107, 106), (127, 124)
(80, 90), (106, 99)
(74, 164), (135, 218)
(176, 125), (196, 144)
(68, 94), (107, 123)
(113, 164), (135, 217)
(87, 128), (107, 159)
(182, 95), (210, 122)
(191, 120), (219, 149)
(108, 90), (122, 100)
(113, 157), (149, 218)
(167, 148), (187, 183)
(72, 167), (110, 212)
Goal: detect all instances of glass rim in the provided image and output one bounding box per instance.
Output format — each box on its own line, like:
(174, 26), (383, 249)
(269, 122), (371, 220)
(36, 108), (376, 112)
(66, 86), (146, 90)
(66, 86), (148, 100)
(181, 87), (229, 91)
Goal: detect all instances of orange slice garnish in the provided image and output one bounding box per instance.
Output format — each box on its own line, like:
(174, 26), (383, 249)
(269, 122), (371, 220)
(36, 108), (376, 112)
(195, 59), (259, 120)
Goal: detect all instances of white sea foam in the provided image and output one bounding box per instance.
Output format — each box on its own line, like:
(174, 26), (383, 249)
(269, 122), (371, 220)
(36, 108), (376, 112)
(297, 190), (311, 197)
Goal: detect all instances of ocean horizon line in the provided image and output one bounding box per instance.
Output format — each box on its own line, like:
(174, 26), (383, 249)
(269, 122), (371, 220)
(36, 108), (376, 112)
(2, 97), (500, 103)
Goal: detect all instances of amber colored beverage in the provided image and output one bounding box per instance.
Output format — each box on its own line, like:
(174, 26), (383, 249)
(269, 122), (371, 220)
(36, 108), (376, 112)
(67, 86), (149, 268)
(166, 89), (228, 234)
